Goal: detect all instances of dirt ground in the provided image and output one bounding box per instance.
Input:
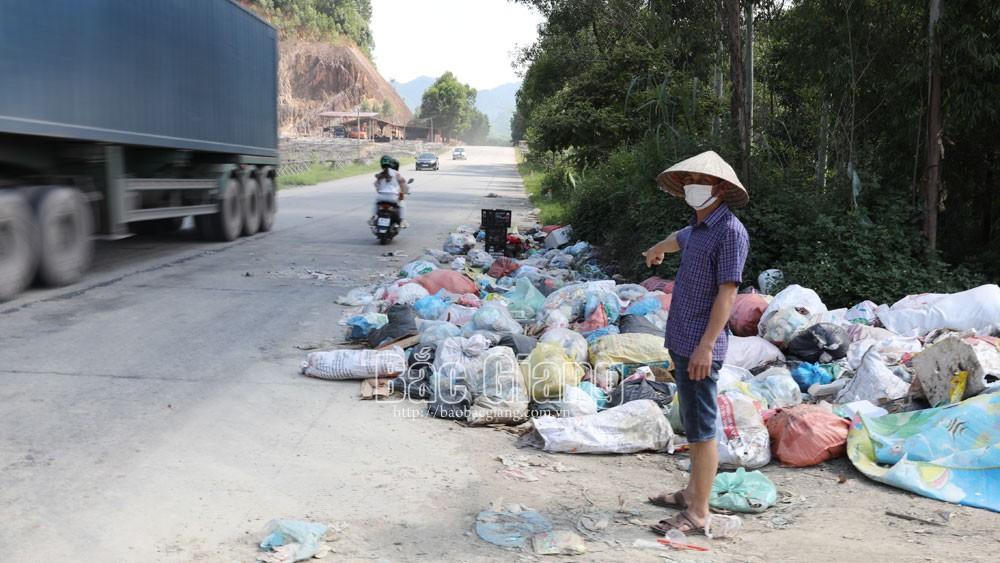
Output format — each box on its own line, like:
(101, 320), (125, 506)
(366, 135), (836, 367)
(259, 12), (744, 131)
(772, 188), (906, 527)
(222, 395), (999, 563)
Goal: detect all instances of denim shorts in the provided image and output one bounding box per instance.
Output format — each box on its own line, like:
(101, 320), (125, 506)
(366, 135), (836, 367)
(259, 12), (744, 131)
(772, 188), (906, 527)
(673, 354), (722, 443)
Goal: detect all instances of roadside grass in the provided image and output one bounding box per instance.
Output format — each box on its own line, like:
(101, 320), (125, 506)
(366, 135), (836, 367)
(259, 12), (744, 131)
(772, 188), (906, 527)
(278, 156), (415, 189)
(516, 150), (569, 225)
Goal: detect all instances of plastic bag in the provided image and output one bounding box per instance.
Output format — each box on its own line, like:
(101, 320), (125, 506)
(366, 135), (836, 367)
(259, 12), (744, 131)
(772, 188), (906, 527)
(498, 333), (538, 358)
(757, 269), (784, 295)
(418, 320), (462, 346)
(466, 249), (494, 270)
(709, 468), (778, 514)
(835, 349), (911, 404)
(519, 399), (673, 454)
(456, 293), (481, 308)
(391, 344), (435, 399)
(259, 519), (329, 562)
(444, 303), (478, 326)
(759, 308), (811, 347)
(725, 336), (786, 370)
(521, 343), (584, 402)
(574, 303), (608, 332)
(336, 287), (376, 306)
(617, 314), (662, 337)
(559, 384), (599, 417)
(392, 282), (430, 306)
(716, 390), (771, 469)
(605, 378), (675, 409)
(583, 325), (620, 345)
(729, 294), (770, 337)
(748, 367), (802, 409)
(640, 276), (674, 293)
(589, 333), (672, 368)
(626, 295), (664, 316)
(414, 291), (451, 320)
(548, 252), (574, 270)
(345, 313), (387, 340)
(300, 346), (406, 380)
(758, 284), (827, 334)
(427, 370), (470, 419)
(434, 334), (491, 381)
(423, 248), (454, 264)
(539, 327), (589, 363)
(399, 259), (437, 279)
(766, 405), (849, 467)
(790, 362), (834, 392)
(876, 284), (1000, 337)
(506, 277), (546, 321)
(564, 241), (591, 256)
(464, 302), (523, 335)
(578, 381), (608, 410)
(444, 232), (476, 254)
(467, 346), (529, 425)
(787, 323), (850, 363)
(537, 280), (615, 323)
(615, 283), (649, 303)
(450, 256), (468, 270)
(367, 304), (417, 348)
(846, 300), (879, 325)
(584, 290), (620, 324)
(488, 256), (520, 279)
(717, 364), (754, 391)
(415, 269), (477, 295)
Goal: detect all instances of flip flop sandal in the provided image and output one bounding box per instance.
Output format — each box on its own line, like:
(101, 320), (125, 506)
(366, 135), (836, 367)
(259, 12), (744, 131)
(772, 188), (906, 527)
(649, 511), (705, 536)
(647, 490), (688, 509)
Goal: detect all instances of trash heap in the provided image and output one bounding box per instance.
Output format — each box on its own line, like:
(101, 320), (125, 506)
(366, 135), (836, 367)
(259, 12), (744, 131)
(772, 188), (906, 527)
(305, 218), (1000, 516)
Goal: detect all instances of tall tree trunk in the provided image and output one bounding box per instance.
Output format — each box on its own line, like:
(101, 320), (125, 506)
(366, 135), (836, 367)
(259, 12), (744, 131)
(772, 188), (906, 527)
(744, 1), (754, 143)
(816, 107), (830, 190)
(712, 0), (725, 142)
(924, 0), (942, 252)
(721, 0), (748, 180)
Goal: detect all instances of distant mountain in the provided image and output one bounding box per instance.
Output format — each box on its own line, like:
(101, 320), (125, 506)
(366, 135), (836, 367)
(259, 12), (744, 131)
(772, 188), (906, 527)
(391, 77), (520, 141)
(390, 76), (435, 111)
(475, 82), (519, 142)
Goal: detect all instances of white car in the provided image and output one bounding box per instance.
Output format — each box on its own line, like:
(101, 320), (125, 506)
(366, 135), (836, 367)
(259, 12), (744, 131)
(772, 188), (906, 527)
(452, 148), (467, 160)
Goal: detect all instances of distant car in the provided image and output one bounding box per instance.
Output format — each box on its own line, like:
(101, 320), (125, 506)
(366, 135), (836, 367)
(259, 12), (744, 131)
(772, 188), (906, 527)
(415, 152), (439, 171)
(452, 147), (467, 160)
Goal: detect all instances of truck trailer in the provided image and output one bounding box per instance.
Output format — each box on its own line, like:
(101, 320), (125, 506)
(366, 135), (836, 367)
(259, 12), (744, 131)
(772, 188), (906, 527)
(0, 0), (279, 301)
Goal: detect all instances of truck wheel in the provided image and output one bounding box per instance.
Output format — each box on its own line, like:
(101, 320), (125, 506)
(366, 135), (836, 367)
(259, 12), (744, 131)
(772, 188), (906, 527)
(241, 176), (262, 236)
(203, 177), (243, 242)
(0, 192), (39, 301)
(34, 187), (93, 287)
(258, 175), (276, 232)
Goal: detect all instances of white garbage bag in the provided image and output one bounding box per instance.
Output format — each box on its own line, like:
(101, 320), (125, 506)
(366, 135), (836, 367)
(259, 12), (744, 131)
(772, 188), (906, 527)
(748, 367), (802, 409)
(835, 349), (911, 404)
(539, 327), (589, 363)
(757, 284), (827, 338)
(558, 384), (598, 417)
(875, 285), (1000, 337)
(300, 346), (406, 380)
(467, 346), (530, 425)
(716, 390), (771, 470)
(521, 400), (673, 454)
(725, 336), (786, 370)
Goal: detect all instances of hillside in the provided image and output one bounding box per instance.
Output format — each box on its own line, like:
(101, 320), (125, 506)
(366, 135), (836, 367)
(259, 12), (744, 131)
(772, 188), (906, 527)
(278, 41), (412, 136)
(392, 77), (520, 141)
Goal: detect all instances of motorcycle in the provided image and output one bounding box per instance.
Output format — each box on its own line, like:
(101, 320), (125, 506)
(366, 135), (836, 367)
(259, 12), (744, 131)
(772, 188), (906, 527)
(372, 178), (413, 244)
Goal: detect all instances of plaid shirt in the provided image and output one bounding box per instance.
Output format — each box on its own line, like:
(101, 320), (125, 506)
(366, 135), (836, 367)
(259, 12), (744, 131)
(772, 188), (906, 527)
(664, 204), (749, 360)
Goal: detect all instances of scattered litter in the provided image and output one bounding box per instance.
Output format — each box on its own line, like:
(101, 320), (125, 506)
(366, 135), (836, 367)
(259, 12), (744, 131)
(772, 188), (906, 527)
(531, 530), (586, 555)
(475, 505), (552, 548)
(258, 519), (328, 563)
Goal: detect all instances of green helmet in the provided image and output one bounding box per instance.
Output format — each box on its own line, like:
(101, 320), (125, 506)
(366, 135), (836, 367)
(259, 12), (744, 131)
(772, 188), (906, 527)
(380, 155), (399, 170)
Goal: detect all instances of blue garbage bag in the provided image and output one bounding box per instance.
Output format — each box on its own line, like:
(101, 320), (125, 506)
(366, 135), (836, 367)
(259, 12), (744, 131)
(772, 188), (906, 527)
(414, 290), (451, 320)
(791, 362), (833, 392)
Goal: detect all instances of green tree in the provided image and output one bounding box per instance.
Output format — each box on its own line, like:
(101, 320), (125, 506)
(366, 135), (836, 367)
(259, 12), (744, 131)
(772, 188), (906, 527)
(419, 72), (477, 140)
(465, 111), (491, 145)
(242, 0), (374, 57)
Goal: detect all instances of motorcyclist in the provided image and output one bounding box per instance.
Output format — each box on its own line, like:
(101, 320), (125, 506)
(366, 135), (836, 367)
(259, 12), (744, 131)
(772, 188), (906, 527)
(369, 155), (409, 228)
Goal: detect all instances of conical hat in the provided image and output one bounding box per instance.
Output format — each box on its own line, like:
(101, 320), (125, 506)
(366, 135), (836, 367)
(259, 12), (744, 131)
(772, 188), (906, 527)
(656, 150), (749, 208)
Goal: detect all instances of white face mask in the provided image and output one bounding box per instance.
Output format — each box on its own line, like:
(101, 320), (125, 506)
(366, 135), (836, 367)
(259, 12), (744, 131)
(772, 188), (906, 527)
(684, 184), (718, 210)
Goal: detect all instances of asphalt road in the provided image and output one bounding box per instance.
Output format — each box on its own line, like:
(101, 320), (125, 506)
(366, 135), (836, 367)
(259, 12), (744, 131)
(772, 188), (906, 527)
(0, 146), (533, 561)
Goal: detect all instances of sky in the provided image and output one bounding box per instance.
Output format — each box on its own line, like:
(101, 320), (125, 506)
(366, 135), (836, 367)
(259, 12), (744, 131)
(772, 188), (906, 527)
(371, 0), (542, 90)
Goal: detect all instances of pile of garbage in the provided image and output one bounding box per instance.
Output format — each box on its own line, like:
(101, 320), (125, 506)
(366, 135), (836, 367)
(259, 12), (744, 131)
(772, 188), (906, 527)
(306, 218), (1000, 516)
